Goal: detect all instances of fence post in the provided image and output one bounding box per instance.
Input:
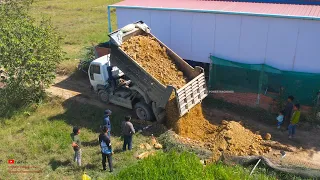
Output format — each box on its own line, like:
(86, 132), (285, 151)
(257, 64), (265, 105)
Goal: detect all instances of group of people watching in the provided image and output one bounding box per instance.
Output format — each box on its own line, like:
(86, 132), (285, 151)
(70, 95), (304, 172)
(70, 109), (135, 172)
(276, 95), (301, 139)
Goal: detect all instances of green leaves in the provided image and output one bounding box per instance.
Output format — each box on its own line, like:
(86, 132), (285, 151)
(0, 0), (63, 117)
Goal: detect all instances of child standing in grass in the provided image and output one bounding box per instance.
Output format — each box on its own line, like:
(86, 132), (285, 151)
(276, 110), (285, 129)
(71, 127), (81, 166)
(99, 125), (113, 172)
(288, 104), (301, 139)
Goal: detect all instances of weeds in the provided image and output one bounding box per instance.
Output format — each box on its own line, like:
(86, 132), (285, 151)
(111, 151), (277, 180)
(158, 130), (212, 160)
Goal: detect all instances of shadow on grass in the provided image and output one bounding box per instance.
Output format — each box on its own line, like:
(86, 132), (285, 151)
(84, 163), (98, 170)
(82, 140), (99, 147)
(49, 159), (72, 171)
(48, 96), (131, 136)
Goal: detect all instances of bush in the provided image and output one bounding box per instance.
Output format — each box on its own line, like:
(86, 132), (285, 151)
(78, 46), (95, 74)
(0, 0), (63, 116)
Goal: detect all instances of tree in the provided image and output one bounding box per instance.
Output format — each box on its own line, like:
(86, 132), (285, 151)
(0, 0), (63, 116)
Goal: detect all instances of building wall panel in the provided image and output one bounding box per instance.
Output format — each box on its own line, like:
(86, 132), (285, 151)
(238, 16), (269, 64)
(116, 8), (320, 73)
(265, 18), (299, 71)
(214, 14), (242, 62)
(170, 11), (193, 59)
(191, 13), (215, 63)
(149, 10), (171, 47)
(294, 20), (320, 73)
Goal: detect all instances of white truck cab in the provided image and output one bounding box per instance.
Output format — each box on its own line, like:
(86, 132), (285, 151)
(88, 54), (123, 92)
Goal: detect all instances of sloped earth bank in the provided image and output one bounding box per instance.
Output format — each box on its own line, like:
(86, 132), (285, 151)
(121, 35), (271, 161)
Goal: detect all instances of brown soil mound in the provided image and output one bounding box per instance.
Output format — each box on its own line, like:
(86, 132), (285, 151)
(121, 35), (187, 88)
(204, 121), (271, 161)
(121, 34), (269, 161)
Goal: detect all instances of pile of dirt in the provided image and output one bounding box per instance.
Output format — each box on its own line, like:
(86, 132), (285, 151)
(204, 120), (271, 161)
(121, 34), (270, 161)
(121, 35), (187, 88)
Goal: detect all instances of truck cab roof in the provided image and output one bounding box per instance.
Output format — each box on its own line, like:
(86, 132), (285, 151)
(91, 54), (111, 66)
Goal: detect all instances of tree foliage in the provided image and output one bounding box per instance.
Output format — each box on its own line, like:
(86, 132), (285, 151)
(0, 0), (63, 116)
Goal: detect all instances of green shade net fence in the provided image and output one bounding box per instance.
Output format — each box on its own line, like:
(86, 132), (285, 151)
(209, 56), (320, 106)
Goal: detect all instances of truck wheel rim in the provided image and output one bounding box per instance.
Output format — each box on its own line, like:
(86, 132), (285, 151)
(100, 92), (108, 102)
(136, 108), (147, 120)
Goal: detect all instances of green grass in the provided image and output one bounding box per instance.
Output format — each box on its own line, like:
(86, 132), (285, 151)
(0, 97), (149, 179)
(110, 151), (277, 180)
(0, 97), (303, 180)
(29, 0), (120, 74)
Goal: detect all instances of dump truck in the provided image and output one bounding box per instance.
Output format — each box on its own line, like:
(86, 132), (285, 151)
(88, 21), (208, 122)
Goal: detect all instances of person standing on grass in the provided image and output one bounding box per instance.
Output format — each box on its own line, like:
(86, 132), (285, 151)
(288, 104), (301, 139)
(71, 126), (81, 166)
(99, 125), (113, 172)
(121, 116), (135, 151)
(103, 109), (112, 138)
(283, 95), (294, 129)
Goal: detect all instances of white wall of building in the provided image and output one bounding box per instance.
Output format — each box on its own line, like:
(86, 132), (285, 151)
(116, 8), (320, 73)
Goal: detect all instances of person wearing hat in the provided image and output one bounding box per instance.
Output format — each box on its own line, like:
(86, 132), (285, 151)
(103, 110), (112, 138)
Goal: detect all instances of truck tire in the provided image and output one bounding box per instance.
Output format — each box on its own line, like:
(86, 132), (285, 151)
(98, 90), (109, 103)
(134, 102), (154, 121)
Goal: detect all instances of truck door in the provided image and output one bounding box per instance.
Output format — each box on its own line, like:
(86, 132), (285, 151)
(89, 64), (105, 90)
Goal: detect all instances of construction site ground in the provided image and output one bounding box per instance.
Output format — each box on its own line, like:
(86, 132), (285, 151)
(48, 73), (320, 171)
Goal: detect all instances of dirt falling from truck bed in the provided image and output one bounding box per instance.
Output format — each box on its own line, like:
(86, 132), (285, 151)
(121, 35), (269, 161)
(121, 35), (214, 140)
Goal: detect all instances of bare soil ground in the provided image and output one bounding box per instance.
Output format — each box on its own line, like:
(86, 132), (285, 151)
(203, 107), (320, 169)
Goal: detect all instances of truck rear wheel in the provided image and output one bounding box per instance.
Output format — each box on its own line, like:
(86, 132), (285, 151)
(98, 90), (109, 103)
(134, 102), (154, 121)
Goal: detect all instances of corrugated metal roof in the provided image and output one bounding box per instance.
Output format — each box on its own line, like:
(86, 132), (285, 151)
(110, 0), (320, 20)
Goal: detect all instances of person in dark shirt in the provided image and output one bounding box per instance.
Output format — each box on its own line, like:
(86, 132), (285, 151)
(121, 116), (135, 151)
(283, 95), (294, 130)
(99, 125), (113, 172)
(70, 127), (81, 166)
(102, 109), (112, 138)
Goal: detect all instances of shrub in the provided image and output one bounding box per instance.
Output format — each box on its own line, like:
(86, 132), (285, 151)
(0, 0), (63, 116)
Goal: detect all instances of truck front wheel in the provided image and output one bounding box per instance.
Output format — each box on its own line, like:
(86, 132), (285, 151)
(98, 90), (109, 103)
(134, 102), (154, 121)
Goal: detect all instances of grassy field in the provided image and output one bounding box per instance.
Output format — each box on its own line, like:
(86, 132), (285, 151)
(0, 97), (150, 179)
(30, 0), (119, 74)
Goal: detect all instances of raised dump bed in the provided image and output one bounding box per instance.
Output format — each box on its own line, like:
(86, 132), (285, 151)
(109, 21), (208, 121)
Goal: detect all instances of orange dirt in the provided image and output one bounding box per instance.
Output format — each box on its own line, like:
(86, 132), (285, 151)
(121, 35), (187, 88)
(122, 34), (269, 161)
(204, 120), (271, 161)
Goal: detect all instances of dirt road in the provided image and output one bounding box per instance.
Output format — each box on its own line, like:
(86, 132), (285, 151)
(47, 75), (110, 109)
(48, 74), (320, 170)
